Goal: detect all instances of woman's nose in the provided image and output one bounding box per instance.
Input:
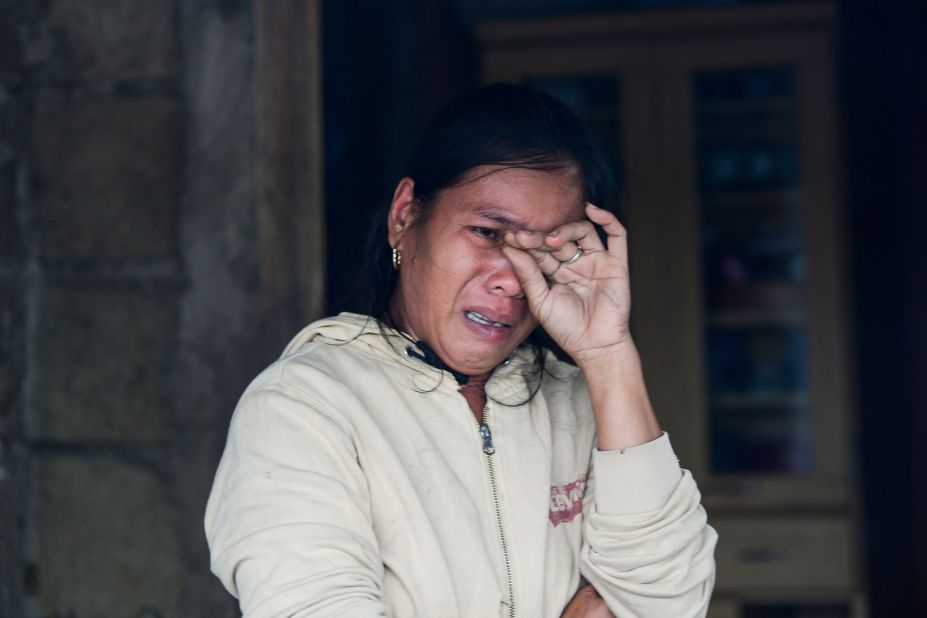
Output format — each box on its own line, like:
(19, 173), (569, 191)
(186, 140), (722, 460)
(487, 254), (525, 298)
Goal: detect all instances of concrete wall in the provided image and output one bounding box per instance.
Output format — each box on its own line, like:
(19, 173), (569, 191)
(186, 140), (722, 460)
(0, 1), (285, 615)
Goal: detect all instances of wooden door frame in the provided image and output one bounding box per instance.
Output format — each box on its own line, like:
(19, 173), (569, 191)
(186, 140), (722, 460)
(253, 0), (326, 353)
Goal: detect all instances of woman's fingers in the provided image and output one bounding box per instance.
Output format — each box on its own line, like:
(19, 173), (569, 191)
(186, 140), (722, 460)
(505, 235), (584, 283)
(544, 214), (605, 255)
(528, 249), (564, 278)
(585, 203), (628, 261)
(548, 240), (584, 265)
(500, 245), (551, 303)
(504, 231), (558, 275)
(502, 204), (626, 288)
(507, 227), (594, 267)
(501, 204), (633, 359)
(508, 229), (546, 250)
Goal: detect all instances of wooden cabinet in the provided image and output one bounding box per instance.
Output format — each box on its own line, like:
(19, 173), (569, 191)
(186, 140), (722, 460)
(712, 517), (853, 591)
(478, 3), (863, 615)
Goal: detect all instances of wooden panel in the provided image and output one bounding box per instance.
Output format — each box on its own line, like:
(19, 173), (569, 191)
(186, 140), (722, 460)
(477, 3), (836, 47)
(713, 517), (853, 591)
(639, 65), (707, 477)
(795, 39), (853, 482)
(254, 0), (326, 356)
(622, 63), (704, 470)
(709, 597), (741, 618)
(714, 592), (868, 618)
(702, 477), (848, 510)
(482, 44), (654, 83)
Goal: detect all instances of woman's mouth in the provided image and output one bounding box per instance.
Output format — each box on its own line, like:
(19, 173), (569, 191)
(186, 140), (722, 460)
(464, 310), (511, 329)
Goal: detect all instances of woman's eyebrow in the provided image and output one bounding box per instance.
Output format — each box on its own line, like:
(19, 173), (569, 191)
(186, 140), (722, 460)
(471, 207), (525, 230)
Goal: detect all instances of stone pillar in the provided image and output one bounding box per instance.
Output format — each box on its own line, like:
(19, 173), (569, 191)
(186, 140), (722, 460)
(7, 0), (187, 615)
(174, 0), (263, 614)
(0, 0), (268, 615)
(1, 0), (325, 614)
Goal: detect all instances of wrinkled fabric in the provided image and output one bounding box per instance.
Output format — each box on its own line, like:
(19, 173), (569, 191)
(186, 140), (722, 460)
(205, 313), (716, 617)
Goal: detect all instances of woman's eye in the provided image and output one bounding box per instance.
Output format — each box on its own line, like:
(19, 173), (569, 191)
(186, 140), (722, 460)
(470, 227), (500, 243)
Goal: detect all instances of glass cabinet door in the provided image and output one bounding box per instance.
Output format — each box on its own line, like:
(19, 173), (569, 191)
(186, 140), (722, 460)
(479, 9), (854, 508)
(478, 9), (860, 612)
(693, 67), (812, 475)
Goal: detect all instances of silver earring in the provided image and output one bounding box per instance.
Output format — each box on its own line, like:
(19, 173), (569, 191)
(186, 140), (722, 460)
(392, 248), (402, 270)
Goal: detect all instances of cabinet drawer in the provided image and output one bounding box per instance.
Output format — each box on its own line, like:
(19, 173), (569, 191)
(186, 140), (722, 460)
(712, 517), (853, 591)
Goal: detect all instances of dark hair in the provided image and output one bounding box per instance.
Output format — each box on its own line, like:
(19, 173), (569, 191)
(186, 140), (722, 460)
(344, 83), (622, 390)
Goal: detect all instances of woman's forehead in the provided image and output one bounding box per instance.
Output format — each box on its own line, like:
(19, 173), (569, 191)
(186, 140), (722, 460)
(440, 166), (585, 229)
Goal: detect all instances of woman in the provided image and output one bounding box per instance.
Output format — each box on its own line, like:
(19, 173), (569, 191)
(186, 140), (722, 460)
(205, 84), (716, 617)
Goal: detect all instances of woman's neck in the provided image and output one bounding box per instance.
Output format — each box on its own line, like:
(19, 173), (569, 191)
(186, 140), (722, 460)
(460, 373), (490, 423)
(387, 303), (494, 421)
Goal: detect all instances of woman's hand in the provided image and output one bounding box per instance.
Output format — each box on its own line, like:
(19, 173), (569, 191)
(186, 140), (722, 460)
(501, 202), (630, 364)
(560, 584), (615, 618)
(503, 202), (661, 451)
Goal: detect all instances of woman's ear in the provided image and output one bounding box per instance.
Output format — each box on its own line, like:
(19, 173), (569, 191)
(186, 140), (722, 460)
(387, 177), (418, 248)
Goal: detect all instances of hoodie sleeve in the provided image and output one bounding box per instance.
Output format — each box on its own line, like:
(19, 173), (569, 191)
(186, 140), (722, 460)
(204, 383), (388, 618)
(579, 433), (718, 618)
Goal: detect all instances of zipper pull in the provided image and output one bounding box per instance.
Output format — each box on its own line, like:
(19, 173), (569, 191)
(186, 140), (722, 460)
(479, 423), (495, 455)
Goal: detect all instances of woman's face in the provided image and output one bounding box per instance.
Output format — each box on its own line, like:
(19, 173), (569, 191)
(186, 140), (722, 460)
(389, 165), (586, 378)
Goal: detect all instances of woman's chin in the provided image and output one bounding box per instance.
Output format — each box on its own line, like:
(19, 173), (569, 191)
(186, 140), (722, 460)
(432, 313), (532, 376)
(448, 337), (524, 377)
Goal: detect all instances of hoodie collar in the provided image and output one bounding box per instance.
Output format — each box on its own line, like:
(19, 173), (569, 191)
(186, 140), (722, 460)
(282, 312), (540, 402)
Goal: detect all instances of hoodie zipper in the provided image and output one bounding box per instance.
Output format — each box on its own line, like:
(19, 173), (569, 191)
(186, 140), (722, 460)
(477, 405), (516, 618)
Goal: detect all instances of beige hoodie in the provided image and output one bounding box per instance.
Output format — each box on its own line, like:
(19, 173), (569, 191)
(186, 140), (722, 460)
(205, 313), (716, 617)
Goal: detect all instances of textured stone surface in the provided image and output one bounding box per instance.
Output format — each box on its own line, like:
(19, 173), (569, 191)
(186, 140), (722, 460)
(0, 2), (39, 81)
(0, 165), (14, 258)
(176, 0), (263, 427)
(33, 97), (181, 261)
(46, 0), (177, 81)
(1, 0), (283, 615)
(37, 455), (182, 617)
(0, 442), (28, 617)
(0, 278), (22, 426)
(175, 427), (242, 617)
(0, 275), (25, 616)
(36, 284), (175, 441)
(0, 0), (271, 615)
(0, 87), (21, 258)
(175, 4), (260, 613)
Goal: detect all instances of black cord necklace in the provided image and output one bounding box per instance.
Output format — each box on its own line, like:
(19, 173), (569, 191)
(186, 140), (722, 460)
(406, 340), (470, 385)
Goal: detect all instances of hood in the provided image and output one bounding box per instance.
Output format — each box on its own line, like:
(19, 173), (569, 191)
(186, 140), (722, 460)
(280, 312), (560, 404)
(281, 312), (400, 360)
